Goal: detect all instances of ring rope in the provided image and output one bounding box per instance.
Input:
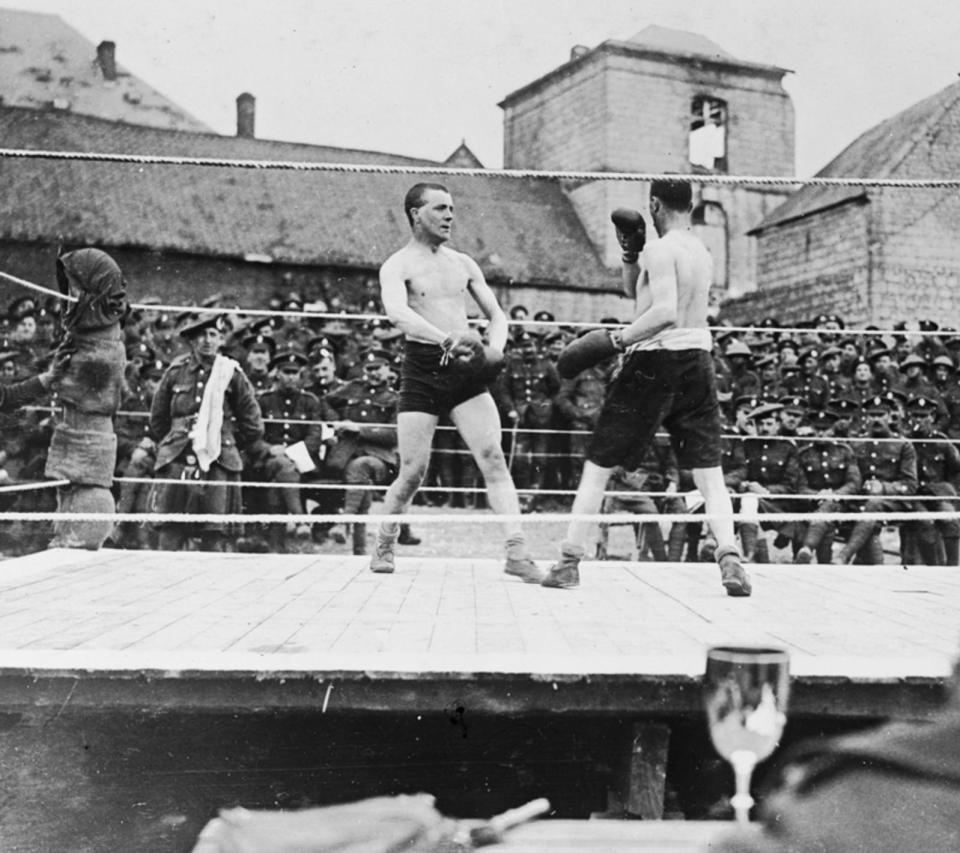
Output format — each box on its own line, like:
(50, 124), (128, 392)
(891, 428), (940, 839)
(2, 269), (952, 340)
(2, 508), (958, 525)
(2, 147), (959, 189)
(1, 476), (956, 505)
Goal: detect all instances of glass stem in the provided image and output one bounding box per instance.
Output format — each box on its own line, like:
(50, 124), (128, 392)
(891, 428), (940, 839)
(729, 749), (757, 825)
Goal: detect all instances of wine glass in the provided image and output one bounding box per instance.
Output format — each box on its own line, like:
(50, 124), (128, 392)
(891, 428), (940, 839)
(703, 646), (790, 824)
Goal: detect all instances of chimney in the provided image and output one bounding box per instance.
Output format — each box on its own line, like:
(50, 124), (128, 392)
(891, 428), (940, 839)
(97, 41), (117, 81)
(236, 92), (255, 138)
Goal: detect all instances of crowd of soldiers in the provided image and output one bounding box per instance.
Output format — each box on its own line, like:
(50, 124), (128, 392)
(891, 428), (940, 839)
(2, 290), (960, 563)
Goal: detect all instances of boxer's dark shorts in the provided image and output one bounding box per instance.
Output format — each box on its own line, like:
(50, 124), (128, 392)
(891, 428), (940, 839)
(589, 349), (722, 470)
(398, 340), (490, 416)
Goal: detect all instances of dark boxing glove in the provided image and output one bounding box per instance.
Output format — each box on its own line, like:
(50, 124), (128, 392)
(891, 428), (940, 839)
(611, 207), (646, 263)
(556, 328), (624, 379)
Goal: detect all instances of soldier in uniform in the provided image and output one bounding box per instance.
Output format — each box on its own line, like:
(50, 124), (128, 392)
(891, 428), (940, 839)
(149, 313), (266, 552)
(739, 401), (800, 562)
(835, 395), (918, 564)
(113, 358), (167, 550)
(819, 345), (852, 402)
(325, 350), (402, 555)
(931, 354), (960, 438)
(777, 395), (809, 439)
(248, 348), (324, 552)
(902, 395), (960, 565)
(794, 405), (861, 563)
(498, 331), (561, 511)
(554, 353), (612, 494)
(242, 331), (277, 395)
(791, 347), (830, 410)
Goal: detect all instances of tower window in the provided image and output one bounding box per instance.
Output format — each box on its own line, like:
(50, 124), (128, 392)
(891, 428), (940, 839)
(690, 96), (727, 172)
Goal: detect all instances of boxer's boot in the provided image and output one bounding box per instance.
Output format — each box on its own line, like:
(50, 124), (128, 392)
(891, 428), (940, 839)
(370, 524), (398, 574)
(716, 545), (752, 597)
(541, 541), (582, 589)
(945, 536), (960, 567)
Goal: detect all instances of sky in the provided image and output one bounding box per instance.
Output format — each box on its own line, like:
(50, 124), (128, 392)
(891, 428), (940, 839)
(9, 0), (960, 177)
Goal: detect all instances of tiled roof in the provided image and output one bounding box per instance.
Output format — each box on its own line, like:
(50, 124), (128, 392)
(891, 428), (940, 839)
(0, 8), (210, 132)
(753, 79), (960, 232)
(0, 106), (614, 289)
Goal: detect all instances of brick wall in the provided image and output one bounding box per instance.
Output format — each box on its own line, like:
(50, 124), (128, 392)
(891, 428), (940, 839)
(729, 201), (870, 324)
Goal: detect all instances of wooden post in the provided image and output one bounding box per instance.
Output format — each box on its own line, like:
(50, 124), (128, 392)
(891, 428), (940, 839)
(605, 721), (671, 819)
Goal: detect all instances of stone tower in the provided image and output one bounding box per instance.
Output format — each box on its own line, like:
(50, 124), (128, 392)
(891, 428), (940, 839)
(499, 25), (796, 301)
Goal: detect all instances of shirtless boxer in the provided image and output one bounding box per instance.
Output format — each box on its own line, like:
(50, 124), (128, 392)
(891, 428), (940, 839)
(368, 182), (543, 581)
(540, 178), (751, 596)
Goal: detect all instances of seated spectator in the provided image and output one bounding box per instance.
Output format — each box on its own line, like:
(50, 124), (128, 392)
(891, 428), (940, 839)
(739, 402), (800, 562)
(835, 395), (917, 565)
(246, 348), (320, 552)
(597, 436), (679, 561)
(794, 405), (861, 564)
(901, 395), (960, 565)
(325, 350), (401, 555)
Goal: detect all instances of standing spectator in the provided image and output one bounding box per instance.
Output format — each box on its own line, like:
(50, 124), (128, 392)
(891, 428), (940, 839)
(149, 313), (265, 552)
(819, 345), (852, 401)
(44, 249), (129, 550)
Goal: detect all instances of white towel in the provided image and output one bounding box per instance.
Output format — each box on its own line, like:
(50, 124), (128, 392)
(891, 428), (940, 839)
(189, 354), (237, 472)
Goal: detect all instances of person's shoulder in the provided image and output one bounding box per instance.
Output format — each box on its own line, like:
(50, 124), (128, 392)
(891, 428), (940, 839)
(168, 353), (191, 368)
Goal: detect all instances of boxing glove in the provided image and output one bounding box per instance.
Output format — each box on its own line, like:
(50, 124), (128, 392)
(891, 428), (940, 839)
(557, 328), (624, 379)
(611, 207), (646, 263)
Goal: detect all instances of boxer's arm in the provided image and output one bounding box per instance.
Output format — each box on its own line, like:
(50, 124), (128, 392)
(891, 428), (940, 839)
(620, 240), (678, 348)
(463, 255), (508, 354)
(379, 254), (450, 345)
(621, 260), (641, 300)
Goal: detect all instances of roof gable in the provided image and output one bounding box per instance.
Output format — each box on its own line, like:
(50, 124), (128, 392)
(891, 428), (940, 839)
(754, 79), (960, 231)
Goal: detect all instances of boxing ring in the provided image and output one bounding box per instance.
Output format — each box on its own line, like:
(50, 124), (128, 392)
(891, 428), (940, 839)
(3, 150), (960, 851)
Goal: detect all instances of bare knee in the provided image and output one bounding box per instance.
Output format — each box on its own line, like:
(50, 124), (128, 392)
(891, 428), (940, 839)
(395, 461), (428, 496)
(474, 444), (508, 481)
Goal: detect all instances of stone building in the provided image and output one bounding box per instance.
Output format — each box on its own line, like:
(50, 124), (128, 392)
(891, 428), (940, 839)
(499, 25), (796, 303)
(740, 79), (960, 327)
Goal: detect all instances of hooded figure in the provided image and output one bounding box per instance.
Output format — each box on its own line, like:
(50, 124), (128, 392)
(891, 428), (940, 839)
(45, 248), (129, 549)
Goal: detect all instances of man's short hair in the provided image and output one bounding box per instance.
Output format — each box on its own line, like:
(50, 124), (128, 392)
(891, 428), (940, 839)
(404, 182), (449, 227)
(650, 179), (692, 212)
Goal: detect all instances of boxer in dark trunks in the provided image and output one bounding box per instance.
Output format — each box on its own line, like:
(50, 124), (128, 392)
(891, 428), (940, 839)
(368, 183), (543, 582)
(541, 179), (751, 596)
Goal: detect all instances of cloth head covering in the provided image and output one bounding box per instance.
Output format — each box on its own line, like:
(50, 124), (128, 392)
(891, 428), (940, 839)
(57, 248), (129, 333)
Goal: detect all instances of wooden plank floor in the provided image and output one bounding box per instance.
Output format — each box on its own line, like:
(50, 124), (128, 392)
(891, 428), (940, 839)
(1, 548), (956, 689)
